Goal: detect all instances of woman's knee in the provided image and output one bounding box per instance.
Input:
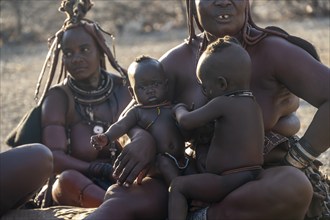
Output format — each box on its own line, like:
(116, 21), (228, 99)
(55, 170), (84, 191)
(52, 170), (84, 205)
(27, 144), (53, 175)
(6, 144), (53, 184)
(0, 144), (53, 216)
(280, 166), (313, 211)
(54, 170), (106, 207)
(268, 166), (313, 219)
(15, 144), (53, 176)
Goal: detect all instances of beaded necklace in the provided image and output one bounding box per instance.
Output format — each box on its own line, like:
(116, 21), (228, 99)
(68, 70), (114, 105)
(224, 90), (254, 98)
(137, 101), (172, 130)
(68, 70), (117, 135)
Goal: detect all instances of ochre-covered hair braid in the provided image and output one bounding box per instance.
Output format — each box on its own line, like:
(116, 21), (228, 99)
(186, 0), (319, 61)
(35, 0), (127, 104)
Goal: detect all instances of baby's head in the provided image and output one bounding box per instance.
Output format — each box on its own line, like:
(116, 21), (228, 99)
(128, 55), (168, 105)
(197, 36), (252, 99)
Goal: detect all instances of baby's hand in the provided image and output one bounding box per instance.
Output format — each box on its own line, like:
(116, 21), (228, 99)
(90, 134), (108, 151)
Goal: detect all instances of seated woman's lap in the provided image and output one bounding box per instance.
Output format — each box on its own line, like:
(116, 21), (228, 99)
(208, 166), (313, 220)
(86, 177), (168, 220)
(87, 167), (312, 220)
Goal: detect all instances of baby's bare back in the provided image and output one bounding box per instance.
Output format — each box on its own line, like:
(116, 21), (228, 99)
(206, 98), (264, 174)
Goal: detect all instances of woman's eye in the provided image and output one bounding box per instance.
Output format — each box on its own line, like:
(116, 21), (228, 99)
(82, 47), (90, 53)
(63, 51), (72, 57)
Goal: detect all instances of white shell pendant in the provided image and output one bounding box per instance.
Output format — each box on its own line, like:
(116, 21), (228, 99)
(93, 125), (104, 134)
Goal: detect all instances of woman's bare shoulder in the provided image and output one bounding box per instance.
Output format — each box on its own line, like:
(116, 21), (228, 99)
(159, 36), (201, 64)
(41, 85), (70, 125)
(256, 34), (314, 59)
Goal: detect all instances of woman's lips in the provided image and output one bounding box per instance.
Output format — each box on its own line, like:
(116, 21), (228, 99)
(73, 67), (87, 73)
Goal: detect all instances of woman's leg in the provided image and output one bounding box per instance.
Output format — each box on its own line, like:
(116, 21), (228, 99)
(0, 144), (53, 216)
(207, 166), (313, 220)
(85, 177), (168, 220)
(52, 169), (105, 207)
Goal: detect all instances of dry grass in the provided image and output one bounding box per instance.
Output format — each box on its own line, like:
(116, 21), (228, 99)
(0, 18), (329, 176)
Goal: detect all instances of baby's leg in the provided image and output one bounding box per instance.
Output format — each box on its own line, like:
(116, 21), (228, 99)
(168, 171), (258, 220)
(157, 154), (181, 186)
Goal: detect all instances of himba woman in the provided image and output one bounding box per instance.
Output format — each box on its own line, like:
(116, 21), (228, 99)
(34, 0), (144, 207)
(86, 0), (329, 219)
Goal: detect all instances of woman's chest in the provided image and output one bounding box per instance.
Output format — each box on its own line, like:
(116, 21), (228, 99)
(176, 80), (208, 109)
(69, 102), (115, 160)
(73, 100), (117, 131)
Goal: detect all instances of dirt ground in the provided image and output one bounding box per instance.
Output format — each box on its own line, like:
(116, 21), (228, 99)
(1, 18), (329, 177)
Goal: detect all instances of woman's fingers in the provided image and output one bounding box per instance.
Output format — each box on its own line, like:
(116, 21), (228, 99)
(116, 160), (138, 186)
(113, 150), (129, 178)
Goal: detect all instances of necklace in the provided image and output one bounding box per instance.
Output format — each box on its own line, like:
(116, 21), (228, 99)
(68, 70), (117, 134)
(145, 106), (161, 130)
(136, 101), (171, 130)
(138, 100), (171, 109)
(82, 104), (113, 134)
(224, 90), (254, 98)
(68, 70), (114, 105)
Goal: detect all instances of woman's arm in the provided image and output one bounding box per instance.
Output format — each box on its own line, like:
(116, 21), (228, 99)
(113, 126), (156, 186)
(270, 36), (329, 165)
(41, 88), (91, 174)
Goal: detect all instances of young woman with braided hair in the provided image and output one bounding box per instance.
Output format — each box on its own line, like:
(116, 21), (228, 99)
(86, 0), (329, 219)
(33, 0), (151, 208)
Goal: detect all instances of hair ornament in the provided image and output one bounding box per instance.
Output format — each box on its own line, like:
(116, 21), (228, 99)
(59, 0), (94, 26)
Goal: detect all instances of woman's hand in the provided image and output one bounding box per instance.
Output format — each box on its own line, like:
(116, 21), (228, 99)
(113, 127), (156, 187)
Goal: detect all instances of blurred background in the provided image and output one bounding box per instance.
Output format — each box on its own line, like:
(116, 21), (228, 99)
(1, 0), (329, 45)
(1, 0), (329, 174)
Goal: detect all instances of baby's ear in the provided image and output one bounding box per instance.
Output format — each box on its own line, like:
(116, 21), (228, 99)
(217, 76), (228, 90)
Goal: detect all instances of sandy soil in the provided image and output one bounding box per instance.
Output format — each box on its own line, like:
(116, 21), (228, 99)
(1, 18), (329, 177)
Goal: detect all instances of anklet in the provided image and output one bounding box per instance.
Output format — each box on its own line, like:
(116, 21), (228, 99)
(79, 182), (94, 207)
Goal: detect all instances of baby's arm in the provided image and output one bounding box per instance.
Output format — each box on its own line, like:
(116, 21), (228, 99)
(91, 108), (138, 150)
(174, 97), (225, 130)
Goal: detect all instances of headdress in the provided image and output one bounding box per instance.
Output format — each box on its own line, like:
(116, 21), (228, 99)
(35, 0), (127, 104)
